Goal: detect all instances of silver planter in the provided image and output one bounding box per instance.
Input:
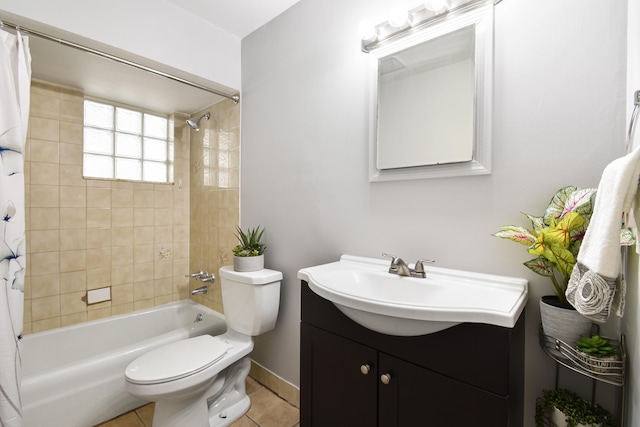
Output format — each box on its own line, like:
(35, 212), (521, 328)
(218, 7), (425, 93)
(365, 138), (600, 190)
(233, 254), (264, 272)
(540, 295), (593, 347)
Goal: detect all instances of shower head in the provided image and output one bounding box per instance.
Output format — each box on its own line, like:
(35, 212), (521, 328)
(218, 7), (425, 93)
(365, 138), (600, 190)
(186, 112), (210, 131)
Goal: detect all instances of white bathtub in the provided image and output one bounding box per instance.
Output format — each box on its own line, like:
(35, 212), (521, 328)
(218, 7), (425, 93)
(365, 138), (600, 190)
(21, 300), (227, 427)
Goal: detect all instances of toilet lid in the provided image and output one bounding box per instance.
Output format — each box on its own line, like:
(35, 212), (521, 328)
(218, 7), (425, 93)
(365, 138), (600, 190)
(125, 335), (228, 384)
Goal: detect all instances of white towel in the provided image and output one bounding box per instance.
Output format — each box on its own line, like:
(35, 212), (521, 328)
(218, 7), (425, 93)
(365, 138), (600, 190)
(566, 147), (640, 322)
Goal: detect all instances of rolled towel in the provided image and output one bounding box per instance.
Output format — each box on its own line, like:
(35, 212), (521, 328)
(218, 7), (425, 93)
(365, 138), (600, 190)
(566, 147), (640, 322)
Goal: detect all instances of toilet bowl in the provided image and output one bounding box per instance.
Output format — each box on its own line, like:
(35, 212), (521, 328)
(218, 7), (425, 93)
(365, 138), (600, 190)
(125, 266), (282, 427)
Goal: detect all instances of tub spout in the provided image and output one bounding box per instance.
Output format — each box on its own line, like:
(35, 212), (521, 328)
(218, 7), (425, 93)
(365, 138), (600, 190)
(191, 286), (208, 296)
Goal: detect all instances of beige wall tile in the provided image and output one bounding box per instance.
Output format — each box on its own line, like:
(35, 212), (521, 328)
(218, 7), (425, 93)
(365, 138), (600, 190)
(134, 208), (155, 227)
(87, 247), (111, 269)
(112, 283), (134, 305)
(134, 189), (154, 208)
(30, 230), (60, 253)
(59, 121), (83, 144)
(60, 228), (87, 251)
(154, 190), (172, 208)
(30, 207), (60, 230)
(30, 185), (59, 207)
(134, 227), (155, 245)
(155, 225), (172, 243)
(111, 227), (134, 247)
(154, 208), (173, 226)
(59, 164), (86, 187)
(112, 188), (133, 207)
(87, 228), (111, 249)
(30, 252), (60, 276)
(112, 245), (133, 266)
(60, 186), (86, 208)
(134, 280), (154, 300)
(111, 265), (134, 286)
(60, 271), (87, 294)
(60, 207), (87, 229)
(134, 262), (154, 283)
(112, 207), (133, 228)
(30, 274), (60, 298)
(134, 244), (154, 264)
(31, 295), (61, 321)
(30, 140), (59, 163)
(60, 312), (88, 327)
(87, 267), (111, 288)
(61, 292), (87, 316)
(87, 208), (111, 228)
(31, 162), (60, 186)
(60, 249), (86, 273)
(30, 116), (59, 141)
(59, 142), (82, 165)
(87, 187), (111, 208)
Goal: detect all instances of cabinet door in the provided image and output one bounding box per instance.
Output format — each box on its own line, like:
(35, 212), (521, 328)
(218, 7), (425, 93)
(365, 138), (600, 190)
(378, 353), (509, 427)
(301, 324), (378, 427)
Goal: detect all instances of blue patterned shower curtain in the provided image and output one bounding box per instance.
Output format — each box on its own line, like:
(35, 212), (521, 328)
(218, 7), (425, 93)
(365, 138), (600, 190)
(0, 28), (31, 427)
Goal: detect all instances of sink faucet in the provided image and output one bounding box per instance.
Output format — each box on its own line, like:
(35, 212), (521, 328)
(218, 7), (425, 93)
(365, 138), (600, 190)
(383, 253), (411, 276)
(382, 253), (434, 278)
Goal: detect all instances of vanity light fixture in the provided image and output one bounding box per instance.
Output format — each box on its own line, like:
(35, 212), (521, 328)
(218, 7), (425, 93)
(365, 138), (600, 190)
(425, 0), (450, 13)
(361, 0), (502, 52)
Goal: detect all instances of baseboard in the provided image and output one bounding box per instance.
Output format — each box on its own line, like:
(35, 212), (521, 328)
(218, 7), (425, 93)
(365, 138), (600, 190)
(249, 360), (300, 408)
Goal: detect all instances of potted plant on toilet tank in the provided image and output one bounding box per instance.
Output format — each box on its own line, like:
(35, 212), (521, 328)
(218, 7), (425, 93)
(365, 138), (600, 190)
(493, 186), (634, 345)
(232, 225), (266, 272)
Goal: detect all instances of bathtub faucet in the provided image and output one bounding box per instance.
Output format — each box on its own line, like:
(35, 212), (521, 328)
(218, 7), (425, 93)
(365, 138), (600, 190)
(191, 286), (209, 296)
(186, 271), (215, 283)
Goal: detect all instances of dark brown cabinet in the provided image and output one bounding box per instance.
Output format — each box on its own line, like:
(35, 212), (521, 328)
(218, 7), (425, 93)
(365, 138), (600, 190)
(301, 281), (525, 427)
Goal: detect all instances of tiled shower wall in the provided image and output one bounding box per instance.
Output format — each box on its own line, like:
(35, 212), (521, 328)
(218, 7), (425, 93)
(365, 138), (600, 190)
(23, 80), (192, 333)
(188, 100), (240, 313)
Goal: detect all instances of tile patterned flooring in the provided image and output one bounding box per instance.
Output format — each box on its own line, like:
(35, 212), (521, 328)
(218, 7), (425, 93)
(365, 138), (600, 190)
(97, 377), (299, 427)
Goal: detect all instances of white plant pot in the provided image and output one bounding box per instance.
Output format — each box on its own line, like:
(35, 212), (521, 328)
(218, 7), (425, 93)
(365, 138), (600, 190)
(551, 407), (602, 427)
(233, 255), (264, 272)
(540, 295), (592, 347)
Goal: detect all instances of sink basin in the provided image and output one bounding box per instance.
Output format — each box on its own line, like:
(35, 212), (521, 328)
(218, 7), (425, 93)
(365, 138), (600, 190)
(298, 255), (528, 336)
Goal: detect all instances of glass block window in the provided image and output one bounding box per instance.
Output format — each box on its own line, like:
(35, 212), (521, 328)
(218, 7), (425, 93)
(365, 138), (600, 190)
(83, 99), (172, 183)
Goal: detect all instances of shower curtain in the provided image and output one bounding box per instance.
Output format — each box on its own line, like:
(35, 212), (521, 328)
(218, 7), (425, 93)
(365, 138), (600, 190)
(0, 28), (31, 427)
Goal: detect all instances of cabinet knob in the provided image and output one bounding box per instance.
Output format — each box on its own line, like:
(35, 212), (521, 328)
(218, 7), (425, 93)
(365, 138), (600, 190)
(380, 373), (391, 385)
(360, 364), (370, 375)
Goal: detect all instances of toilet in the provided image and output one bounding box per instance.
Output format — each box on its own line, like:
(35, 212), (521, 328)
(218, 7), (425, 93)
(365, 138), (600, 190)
(125, 266), (282, 427)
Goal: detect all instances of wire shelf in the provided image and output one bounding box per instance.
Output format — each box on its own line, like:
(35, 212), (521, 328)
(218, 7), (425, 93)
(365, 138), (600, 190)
(538, 326), (625, 387)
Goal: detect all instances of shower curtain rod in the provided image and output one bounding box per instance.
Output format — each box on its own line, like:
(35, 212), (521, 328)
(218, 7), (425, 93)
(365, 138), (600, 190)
(0, 20), (240, 104)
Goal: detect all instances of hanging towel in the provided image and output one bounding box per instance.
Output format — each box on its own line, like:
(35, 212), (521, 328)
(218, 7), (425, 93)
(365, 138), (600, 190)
(566, 147), (640, 322)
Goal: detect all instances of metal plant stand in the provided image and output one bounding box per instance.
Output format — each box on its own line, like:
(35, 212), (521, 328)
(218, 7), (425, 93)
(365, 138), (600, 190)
(538, 326), (626, 426)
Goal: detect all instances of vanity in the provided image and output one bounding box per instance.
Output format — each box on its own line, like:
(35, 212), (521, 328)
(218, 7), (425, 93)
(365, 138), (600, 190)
(299, 255), (527, 426)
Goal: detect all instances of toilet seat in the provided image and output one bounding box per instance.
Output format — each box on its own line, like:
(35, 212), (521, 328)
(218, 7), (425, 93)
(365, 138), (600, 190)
(126, 335), (228, 385)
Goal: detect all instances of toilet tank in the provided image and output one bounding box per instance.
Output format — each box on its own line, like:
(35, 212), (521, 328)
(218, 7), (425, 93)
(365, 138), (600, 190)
(218, 266), (282, 336)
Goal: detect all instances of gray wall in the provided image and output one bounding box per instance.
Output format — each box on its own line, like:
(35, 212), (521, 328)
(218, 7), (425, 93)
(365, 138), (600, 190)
(241, 0), (629, 424)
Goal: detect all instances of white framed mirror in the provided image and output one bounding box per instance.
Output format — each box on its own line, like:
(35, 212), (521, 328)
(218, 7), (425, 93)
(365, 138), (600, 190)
(368, 0), (494, 182)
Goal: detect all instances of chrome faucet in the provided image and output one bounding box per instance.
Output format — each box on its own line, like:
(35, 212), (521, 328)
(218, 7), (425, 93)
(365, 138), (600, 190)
(382, 253), (434, 278)
(191, 286), (209, 296)
(186, 270), (215, 283)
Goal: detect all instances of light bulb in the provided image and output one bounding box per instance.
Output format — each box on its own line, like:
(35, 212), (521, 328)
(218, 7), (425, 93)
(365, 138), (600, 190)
(359, 21), (378, 43)
(388, 8), (409, 28)
(425, 0), (450, 13)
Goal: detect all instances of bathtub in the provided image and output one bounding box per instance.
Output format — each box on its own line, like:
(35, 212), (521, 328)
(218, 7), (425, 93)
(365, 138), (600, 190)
(21, 300), (227, 427)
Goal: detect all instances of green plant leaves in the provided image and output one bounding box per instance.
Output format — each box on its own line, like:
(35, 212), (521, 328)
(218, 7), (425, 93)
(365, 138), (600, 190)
(233, 225), (266, 257)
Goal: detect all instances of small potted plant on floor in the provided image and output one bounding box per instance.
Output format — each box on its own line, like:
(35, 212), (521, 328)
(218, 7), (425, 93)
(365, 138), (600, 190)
(574, 335), (620, 374)
(232, 225), (266, 272)
(535, 388), (614, 427)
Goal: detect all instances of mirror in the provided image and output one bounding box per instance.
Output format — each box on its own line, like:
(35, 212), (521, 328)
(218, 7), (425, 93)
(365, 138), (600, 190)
(369, 1), (494, 181)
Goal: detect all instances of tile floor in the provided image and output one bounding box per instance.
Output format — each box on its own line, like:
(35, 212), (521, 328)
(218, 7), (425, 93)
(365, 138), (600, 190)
(96, 377), (299, 427)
